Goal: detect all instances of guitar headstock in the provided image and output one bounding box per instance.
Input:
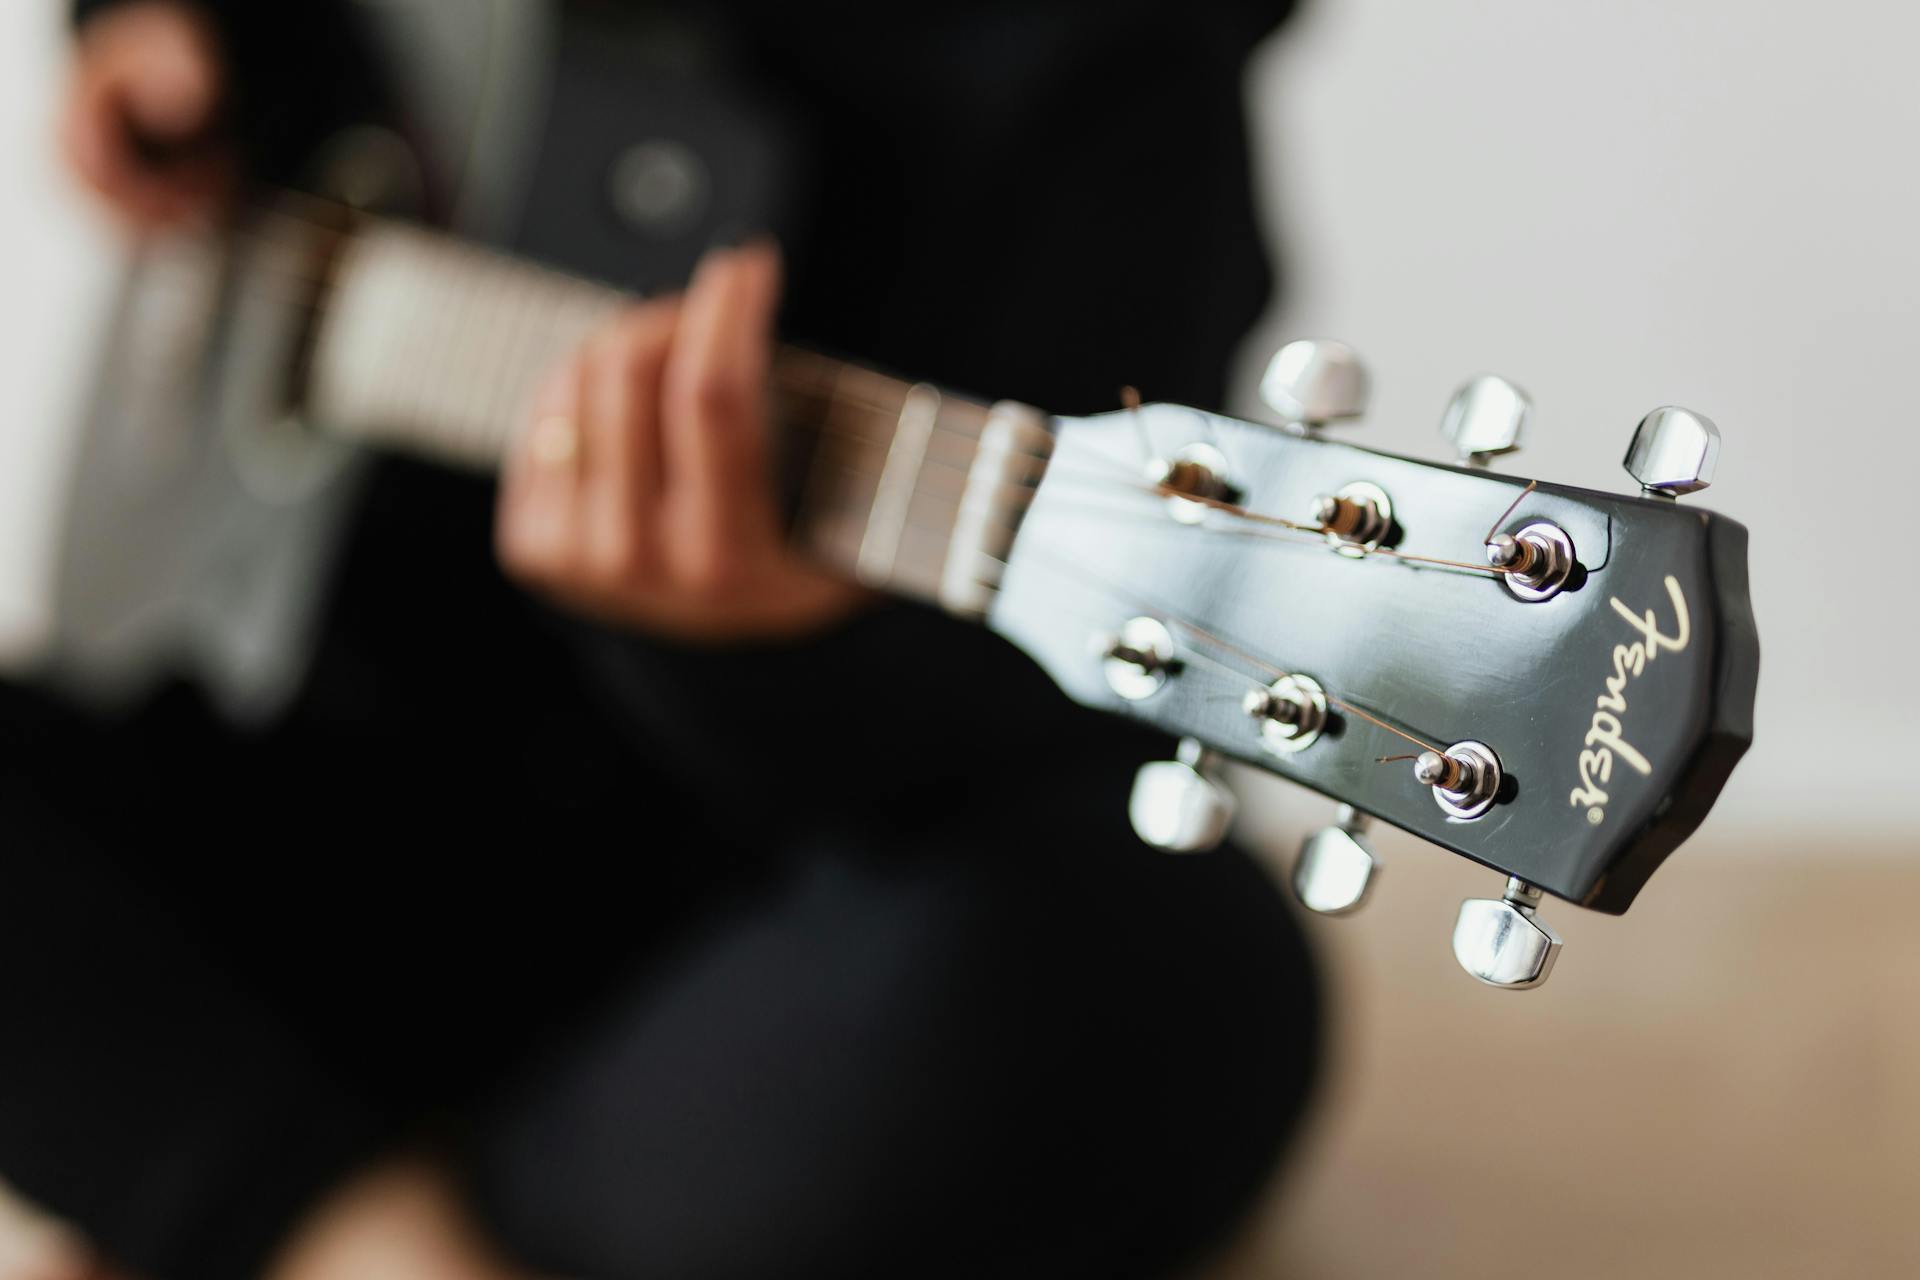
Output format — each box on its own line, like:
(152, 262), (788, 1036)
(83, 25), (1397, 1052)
(988, 341), (1758, 989)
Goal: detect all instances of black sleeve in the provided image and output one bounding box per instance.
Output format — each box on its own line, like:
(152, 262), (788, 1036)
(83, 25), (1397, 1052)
(564, 599), (1170, 843)
(72, 0), (390, 185)
(0, 735), (387, 1280)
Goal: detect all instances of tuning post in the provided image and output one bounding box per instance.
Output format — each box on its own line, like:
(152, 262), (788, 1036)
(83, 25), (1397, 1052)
(1292, 804), (1379, 915)
(1241, 673), (1328, 754)
(1412, 740), (1502, 820)
(1486, 520), (1575, 602)
(1259, 339), (1369, 436)
(1099, 616), (1176, 700)
(1147, 441), (1237, 525)
(1311, 481), (1394, 551)
(1129, 737), (1237, 854)
(1453, 876), (1563, 989)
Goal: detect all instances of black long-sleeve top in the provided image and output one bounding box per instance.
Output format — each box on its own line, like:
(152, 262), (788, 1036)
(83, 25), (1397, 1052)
(64, 0), (1295, 826)
(19, 3), (1302, 1275)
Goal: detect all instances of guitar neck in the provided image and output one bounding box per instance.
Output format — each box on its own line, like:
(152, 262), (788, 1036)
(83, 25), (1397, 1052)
(303, 220), (1052, 617)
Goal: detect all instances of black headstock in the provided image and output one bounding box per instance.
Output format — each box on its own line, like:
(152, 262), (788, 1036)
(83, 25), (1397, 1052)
(989, 391), (1756, 921)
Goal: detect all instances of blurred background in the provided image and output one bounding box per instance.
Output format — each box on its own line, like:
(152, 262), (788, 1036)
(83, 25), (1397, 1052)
(1223, 3), (1920, 1275)
(2, 1), (1915, 1277)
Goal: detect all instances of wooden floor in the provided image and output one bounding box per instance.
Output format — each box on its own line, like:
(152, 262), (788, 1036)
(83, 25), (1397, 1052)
(4, 838), (1914, 1279)
(1203, 830), (1920, 1280)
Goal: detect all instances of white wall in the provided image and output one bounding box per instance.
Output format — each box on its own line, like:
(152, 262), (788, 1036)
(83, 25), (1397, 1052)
(1238, 0), (1920, 842)
(2, 2), (1912, 844)
(0, 3), (118, 662)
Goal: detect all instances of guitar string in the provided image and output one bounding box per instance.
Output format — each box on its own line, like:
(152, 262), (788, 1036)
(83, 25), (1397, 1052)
(776, 445), (1510, 589)
(188, 209), (1525, 583)
(194, 208), (1519, 569)
(1029, 465), (1513, 577)
(134, 201), (1499, 774)
(205, 260), (1528, 586)
(189, 194), (1546, 581)
(931, 559), (1286, 714)
(950, 548), (1453, 770)
(793, 408), (1519, 583)
(787, 452), (1473, 768)
(1009, 545), (1452, 757)
(1483, 480), (1538, 543)
(190, 246), (984, 443)
(799, 475), (1477, 773)
(829, 520), (1460, 797)
(196, 253), (1523, 592)
(155, 208), (1012, 458)
(986, 436), (1517, 577)
(187, 210), (1497, 571)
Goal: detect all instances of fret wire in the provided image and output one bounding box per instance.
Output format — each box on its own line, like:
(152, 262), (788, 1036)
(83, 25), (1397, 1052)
(814, 452), (972, 506)
(801, 415), (1024, 478)
(481, 263), (541, 458)
(447, 247), (493, 453)
(475, 249), (543, 458)
(429, 241), (484, 455)
(425, 241), (485, 459)
(437, 241), (481, 452)
(858, 384), (939, 585)
(789, 366), (884, 568)
(791, 385), (992, 456)
(453, 244), (507, 454)
(235, 212), (979, 458)
(267, 235), (1001, 459)
(380, 238), (432, 452)
(304, 218), (1029, 590)
(810, 433), (975, 487)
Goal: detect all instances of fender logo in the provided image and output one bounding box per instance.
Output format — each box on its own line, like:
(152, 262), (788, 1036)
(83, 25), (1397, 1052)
(1570, 575), (1690, 825)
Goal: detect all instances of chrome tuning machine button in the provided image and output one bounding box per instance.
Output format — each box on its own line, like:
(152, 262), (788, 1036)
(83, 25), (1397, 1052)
(1129, 737), (1236, 854)
(1259, 339), (1368, 435)
(1453, 876), (1563, 989)
(1292, 804), (1378, 916)
(1440, 373), (1530, 467)
(1624, 406), (1719, 498)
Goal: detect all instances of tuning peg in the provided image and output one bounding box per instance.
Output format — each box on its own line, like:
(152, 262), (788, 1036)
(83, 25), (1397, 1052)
(1624, 406), (1720, 498)
(1259, 339), (1368, 434)
(1291, 805), (1378, 915)
(1452, 876), (1563, 989)
(1129, 738), (1236, 853)
(1439, 373), (1529, 467)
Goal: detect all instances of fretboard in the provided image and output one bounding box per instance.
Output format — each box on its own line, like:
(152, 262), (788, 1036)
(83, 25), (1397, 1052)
(301, 221), (1053, 617)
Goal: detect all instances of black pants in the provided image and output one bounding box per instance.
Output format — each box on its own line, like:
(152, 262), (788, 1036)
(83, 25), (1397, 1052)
(0, 698), (1317, 1280)
(0, 470), (1320, 1280)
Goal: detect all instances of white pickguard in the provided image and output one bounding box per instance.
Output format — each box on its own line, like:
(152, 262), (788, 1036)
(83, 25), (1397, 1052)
(1, 0), (552, 718)
(0, 3), (125, 668)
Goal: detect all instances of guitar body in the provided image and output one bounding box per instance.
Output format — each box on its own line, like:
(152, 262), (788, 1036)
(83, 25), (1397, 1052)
(42, 0), (797, 717)
(47, 234), (366, 719)
(30, 0), (1759, 973)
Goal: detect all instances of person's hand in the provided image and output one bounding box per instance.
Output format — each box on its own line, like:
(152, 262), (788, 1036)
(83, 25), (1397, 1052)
(265, 1157), (533, 1280)
(497, 241), (868, 642)
(62, 0), (232, 228)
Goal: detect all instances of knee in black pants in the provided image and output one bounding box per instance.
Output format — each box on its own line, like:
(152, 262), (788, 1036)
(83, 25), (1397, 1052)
(464, 824), (1320, 1280)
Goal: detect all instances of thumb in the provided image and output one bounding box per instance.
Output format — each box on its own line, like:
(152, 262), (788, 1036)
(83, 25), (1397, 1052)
(118, 13), (223, 142)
